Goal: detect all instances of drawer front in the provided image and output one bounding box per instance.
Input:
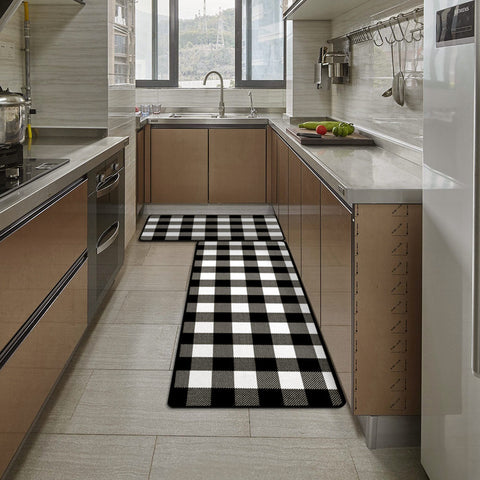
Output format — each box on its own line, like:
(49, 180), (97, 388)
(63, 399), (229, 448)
(0, 261), (87, 476)
(0, 181), (87, 350)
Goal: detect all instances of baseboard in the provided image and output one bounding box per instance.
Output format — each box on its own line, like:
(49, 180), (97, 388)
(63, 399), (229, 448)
(357, 415), (421, 449)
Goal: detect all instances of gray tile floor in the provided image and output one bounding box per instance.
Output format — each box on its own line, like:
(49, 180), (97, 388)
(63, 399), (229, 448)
(5, 218), (429, 480)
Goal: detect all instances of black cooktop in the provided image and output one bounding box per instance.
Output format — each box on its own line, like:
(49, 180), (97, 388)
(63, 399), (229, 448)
(0, 156), (69, 200)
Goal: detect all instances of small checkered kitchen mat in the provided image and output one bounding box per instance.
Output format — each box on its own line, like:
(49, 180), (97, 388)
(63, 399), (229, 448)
(168, 241), (345, 408)
(140, 215), (284, 242)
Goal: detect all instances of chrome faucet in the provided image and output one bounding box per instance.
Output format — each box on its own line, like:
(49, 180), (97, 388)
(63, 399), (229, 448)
(203, 71), (225, 118)
(248, 91), (257, 118)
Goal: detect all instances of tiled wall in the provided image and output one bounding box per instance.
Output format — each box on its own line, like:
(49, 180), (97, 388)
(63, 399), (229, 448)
(330, 0), (423, 153)
(0, 1), (137, 246)
(108, 0), (136, 245)
(29, 2), (108, 128)
(285, 20), (331, 118)
(136, 87), (285, 111)
(0, 8), (24, 93)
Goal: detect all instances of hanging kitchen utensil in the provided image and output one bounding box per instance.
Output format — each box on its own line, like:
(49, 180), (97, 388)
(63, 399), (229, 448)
(382, 42), (395, 97)
(393, 42), (405, 106)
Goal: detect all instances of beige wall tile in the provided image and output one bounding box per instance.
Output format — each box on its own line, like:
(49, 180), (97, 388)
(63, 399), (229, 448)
(0, 9), (24, 93)
(29, 3), (108, 128)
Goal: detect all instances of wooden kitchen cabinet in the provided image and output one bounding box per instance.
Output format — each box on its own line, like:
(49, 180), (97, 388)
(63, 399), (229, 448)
(136, 126), (145, 215)
(353, 204), (422, 416)
(150, 128), (208, 203)
(0, 261), (87, 477)
(209, 128), (266, 203)
(320, 184), (353, 406)
(288, 150), (302, 271)
(0, 179), (89, 478)
(269, 130), (422, 416)
(270, 128), (279, 217)
(277, 136), (289, 240)
(0, 180), (87, 351)
(301, 164), (321, 321)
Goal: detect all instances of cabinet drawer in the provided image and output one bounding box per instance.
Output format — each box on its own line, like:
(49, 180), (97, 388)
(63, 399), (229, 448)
(0, 181), (87, 350)
(0, 260), (87, 476)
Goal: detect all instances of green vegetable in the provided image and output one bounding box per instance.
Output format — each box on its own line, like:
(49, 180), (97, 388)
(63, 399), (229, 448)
(299, 121), (341, 131)
(332, 125), (349, 137)
(340, 122), (355, 135)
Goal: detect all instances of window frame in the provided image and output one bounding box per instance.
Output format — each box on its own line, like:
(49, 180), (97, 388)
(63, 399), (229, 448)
(234, 0), (286, 89)
(136, 0), (179, 88)
(135, 0), (285, 88)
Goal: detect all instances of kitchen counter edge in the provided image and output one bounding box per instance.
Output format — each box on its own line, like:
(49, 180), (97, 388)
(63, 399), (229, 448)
(0, 136), (129, 233)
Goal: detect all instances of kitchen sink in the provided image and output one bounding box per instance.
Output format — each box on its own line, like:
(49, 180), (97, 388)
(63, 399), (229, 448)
(148, 113), (269, 125)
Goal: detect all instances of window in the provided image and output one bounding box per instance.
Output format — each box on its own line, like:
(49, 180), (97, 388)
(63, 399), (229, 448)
(136, 0), (284, 88)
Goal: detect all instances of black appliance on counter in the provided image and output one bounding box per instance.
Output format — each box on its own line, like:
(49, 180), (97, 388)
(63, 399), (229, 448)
(0, 144), (69, 199)
(88, 149), (125, 321)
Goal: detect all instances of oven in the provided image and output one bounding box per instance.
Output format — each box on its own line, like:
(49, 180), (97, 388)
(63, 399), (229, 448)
(88, 150), (125, 321)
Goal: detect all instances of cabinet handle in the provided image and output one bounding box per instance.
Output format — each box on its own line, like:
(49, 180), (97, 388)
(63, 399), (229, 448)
(96, 172), (120, 199)
(96, 221), (120, 255)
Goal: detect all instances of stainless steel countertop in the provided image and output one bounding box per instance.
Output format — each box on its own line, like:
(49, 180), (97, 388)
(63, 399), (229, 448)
(268, 118), (423, 205)
(142, 113), (424, 205)
(0, 134), (128, 232)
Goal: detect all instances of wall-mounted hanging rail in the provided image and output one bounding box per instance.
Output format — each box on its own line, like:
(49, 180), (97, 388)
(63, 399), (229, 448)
(327, 5), (424, 46)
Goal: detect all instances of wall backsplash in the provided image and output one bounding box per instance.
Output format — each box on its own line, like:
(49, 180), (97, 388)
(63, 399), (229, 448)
(136, 87), (285, 111)
(331, 0), (423, 154)
(0, 8), (25, 93)
(286, 20), (331, 118)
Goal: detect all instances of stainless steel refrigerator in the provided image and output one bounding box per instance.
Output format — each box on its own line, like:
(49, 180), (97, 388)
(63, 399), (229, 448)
(423, 1), (480, 478)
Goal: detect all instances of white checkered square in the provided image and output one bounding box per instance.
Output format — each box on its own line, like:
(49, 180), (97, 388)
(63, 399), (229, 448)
(188, 370), (212, 388)
(234, 371), (258, 389)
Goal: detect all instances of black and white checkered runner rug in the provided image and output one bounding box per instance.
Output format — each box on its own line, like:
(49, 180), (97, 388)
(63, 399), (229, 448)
(140, 215), (284, 241)
(168, 240), (345, 408)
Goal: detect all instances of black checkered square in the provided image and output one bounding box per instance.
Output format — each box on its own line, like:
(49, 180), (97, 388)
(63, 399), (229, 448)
(168, 241), (345, 408)
(140, 215), (284, 241)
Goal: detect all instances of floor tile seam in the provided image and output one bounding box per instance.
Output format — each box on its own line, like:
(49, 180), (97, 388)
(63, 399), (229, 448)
(347, 446), (362, 480)
(147, 435), (158, 480)
(33, 432), (359, 442)
(169, 326), (182, 370)
(67, 369), (95, 422)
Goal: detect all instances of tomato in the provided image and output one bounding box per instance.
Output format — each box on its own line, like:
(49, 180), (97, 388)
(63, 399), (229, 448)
(316, 125), (327, 135)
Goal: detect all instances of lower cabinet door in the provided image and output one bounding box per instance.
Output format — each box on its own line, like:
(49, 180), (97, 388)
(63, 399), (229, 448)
(150, 128), (208, 203)
(0, 261), (88, 476)
(209, 129), (266, 203)
(288, 150), (302, 272)
(320, 185), (353, 406)
(301, 164), (321, 321)
(277, 137), (289, 240)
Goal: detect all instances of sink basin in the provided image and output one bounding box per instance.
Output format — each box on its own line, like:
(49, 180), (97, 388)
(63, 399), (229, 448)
(168, 112), (256, 119)
(148, 113), (269, 125)
(169, 113), (218, 118)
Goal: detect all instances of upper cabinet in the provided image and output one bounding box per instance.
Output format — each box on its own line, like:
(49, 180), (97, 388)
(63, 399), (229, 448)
(283, 0), (370, 21)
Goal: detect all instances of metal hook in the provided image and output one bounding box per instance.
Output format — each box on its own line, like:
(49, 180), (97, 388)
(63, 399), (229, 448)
(399, 14), (414, 43)
(385, 20), (396, 45)
(371, 24), (384, 47)
(411, 9), (423, 41)
(389, 17), (404, 43)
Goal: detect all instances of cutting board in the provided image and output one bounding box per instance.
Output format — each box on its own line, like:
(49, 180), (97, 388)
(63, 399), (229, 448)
(286, 126), (375, 146)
